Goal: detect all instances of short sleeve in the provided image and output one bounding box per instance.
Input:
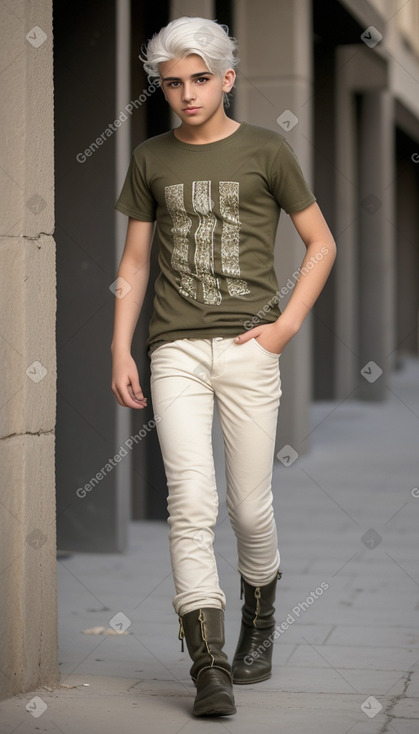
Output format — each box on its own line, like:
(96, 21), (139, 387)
(115, 149), (156, 221)
(269, 138), (316, 214)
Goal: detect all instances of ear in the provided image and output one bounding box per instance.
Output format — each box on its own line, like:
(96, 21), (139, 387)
(222, 68), (236, 93)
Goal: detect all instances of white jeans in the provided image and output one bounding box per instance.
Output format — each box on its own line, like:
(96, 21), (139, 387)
(149, 336), (282, 617)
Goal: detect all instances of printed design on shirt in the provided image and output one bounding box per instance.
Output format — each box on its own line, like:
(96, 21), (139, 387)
(165, 183), (197, 300)
(193, 180), (221, 305)
(165, 180), (249, 304)
(219, 181), (250, 297)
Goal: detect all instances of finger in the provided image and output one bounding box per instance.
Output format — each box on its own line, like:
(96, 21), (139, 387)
(123, 388), (147, 408)
(234, 328), (258, 343)
(128, 379), (147, 403)
(127, 387), (147, 404)
(114, 382), (147, 409)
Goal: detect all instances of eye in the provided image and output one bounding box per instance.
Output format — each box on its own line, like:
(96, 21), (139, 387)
(167, 81), (180, 88)
(196, 76), (209, 83)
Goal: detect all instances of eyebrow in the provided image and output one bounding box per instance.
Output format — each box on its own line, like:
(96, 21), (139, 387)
(161, 71), (214, 82)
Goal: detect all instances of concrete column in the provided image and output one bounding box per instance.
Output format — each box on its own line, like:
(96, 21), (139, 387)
(358, 90), (396, 398)
(0, 0), (59, 699)
(234, 0), (314, 454)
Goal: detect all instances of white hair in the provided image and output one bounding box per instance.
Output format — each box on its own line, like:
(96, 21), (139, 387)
(139, 16), (239, 108)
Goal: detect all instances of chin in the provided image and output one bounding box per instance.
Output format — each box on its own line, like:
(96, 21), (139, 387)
(181, 112), (212, 124)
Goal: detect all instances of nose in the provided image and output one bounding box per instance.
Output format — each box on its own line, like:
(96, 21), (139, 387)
(182, 82), (196, 102)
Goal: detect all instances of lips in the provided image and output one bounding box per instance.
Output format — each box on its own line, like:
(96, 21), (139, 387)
(183, 107), (200, 111)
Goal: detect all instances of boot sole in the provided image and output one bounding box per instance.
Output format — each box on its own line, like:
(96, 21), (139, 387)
(193, 688), (236, 716)
(193, 686), (236, 716)
(193, 704), (237, 716)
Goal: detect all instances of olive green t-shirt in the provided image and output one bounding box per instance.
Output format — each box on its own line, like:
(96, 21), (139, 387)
(115, 121), (316, 356)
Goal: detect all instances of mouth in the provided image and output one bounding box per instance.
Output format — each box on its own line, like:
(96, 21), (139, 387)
(183, 107), (201, 112)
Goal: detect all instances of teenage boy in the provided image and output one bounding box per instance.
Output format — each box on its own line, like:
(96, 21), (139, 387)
(111, 16), (336, 718)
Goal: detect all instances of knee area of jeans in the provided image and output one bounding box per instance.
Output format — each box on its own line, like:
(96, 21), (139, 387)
(167, 504), (218, 525)
(227, 505), (275, 536)
(167, 494), (219, 520)
(167, 494), (218, 514)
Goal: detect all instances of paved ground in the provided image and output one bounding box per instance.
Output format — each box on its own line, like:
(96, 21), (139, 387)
(1, 356), (419, 733)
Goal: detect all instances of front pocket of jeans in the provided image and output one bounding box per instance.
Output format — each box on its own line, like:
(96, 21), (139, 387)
(250, 337), (281, 358)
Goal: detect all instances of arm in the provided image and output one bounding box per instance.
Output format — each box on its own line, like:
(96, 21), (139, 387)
(111, 218), (155, 409)
(234, 202), (337, 353)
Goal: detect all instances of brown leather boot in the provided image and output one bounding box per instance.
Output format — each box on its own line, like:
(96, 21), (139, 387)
(232, 569), (282, 684)
(178, 607), (236, 716)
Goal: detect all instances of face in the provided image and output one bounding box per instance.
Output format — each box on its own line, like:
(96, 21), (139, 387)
(158, 53), (235, 126)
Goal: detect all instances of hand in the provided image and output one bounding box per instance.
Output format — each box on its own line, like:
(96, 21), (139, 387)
(111, 352), (148, 409)
(234, 319), (298, 355)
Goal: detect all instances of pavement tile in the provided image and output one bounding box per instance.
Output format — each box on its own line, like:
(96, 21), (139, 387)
(390, 699), (419, 718)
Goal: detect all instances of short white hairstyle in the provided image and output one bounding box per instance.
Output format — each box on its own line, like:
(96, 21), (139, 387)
(139, 16), (239, 108)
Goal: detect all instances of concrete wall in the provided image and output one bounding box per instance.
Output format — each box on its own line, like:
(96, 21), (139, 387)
(0, 0), (59, 699)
